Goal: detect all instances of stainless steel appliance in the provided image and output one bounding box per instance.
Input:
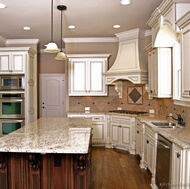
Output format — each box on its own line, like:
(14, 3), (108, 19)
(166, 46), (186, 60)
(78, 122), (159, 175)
(0, 75), (25, 90)
(156, 134), (172, 189)
(0, 119), (25, 136)
(0, 93), (25, 119)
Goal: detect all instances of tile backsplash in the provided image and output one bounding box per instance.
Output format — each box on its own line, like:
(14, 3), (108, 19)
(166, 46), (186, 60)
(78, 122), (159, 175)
(69, 80), (190, 127)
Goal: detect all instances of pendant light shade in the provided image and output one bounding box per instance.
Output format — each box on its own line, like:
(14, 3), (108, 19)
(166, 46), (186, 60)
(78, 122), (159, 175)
(55, 51), (68, 60)
(44, 0), (60, 53)
(55, 5), (68, 60)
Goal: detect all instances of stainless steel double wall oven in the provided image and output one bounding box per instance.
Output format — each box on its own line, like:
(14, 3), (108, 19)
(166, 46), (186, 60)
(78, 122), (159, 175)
(0, 75), (25, 136)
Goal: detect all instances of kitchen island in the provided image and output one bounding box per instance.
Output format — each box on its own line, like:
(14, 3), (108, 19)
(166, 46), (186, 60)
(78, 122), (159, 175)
(0, 117), (92, 189)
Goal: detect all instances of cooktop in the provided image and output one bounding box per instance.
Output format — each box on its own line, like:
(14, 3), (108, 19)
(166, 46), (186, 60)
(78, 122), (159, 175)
(109, 110), (148, 115)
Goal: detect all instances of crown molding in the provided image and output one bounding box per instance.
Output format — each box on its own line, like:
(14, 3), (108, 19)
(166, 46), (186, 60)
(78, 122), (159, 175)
(6, 39), (40, 45)
(63, 37), (118, 43)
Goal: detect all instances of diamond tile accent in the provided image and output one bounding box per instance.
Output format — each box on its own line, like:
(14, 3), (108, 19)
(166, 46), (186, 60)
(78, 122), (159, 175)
(128, 86), (143, 104)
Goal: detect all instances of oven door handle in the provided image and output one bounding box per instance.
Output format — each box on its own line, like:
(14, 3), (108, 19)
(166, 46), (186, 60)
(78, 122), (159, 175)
(158, 140), (170, 149)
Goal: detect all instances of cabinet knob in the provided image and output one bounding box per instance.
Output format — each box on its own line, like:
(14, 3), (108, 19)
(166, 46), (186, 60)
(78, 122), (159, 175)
(150, 90), (153, 93)
(42, 106), (46, 109)
(137, 131), (139, 134)
(147, 140), (149, 144)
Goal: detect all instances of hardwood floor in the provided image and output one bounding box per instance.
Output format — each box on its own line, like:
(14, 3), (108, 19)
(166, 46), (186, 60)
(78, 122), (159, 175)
(91, 147), (152, 189)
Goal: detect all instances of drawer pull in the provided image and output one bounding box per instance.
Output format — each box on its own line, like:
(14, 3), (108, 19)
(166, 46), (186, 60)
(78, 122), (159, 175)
(137, 131), (139, 134)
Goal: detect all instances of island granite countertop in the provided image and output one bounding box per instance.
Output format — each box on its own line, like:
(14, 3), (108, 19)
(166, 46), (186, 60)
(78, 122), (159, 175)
(0, 117), (92, 154)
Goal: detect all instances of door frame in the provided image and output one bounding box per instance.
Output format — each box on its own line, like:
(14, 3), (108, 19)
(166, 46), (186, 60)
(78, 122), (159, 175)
(39, 73), (66, 117)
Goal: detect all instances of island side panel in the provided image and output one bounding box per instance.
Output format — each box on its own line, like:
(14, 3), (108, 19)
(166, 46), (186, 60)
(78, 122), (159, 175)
(0, 152), (91, 189)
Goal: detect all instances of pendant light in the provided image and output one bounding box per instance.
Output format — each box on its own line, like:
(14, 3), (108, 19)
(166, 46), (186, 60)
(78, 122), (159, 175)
(44, 0), (60, 53)
(55, 5), (68, 60)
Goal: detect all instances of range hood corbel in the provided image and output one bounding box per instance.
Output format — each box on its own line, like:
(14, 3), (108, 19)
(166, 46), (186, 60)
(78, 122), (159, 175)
(113, 81), (123, 98)
(104, 28), (148, 85)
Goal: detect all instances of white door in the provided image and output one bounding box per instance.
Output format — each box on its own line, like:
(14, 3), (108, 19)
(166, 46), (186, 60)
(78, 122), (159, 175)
(40, 74), (66, 117)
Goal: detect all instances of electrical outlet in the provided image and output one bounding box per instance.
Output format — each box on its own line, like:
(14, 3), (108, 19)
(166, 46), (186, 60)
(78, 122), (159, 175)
(149, 109), (155, 114)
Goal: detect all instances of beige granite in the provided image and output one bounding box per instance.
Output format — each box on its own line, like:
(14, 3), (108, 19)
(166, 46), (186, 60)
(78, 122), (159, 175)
(0, 117), (92, 154)
(136, 114), (190, 149)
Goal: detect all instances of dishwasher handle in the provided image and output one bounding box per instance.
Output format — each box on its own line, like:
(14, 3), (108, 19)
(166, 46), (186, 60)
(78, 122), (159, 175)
(158, 140), (170, 149)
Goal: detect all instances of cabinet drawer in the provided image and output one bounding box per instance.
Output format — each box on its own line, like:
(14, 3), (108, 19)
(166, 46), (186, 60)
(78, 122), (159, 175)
(111, 115), (132, 123)
(90, 115), (105, 122)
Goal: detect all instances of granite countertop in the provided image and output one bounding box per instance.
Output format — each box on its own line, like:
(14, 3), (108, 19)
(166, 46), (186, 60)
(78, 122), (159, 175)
(136, 114), (190, 149)
(0, 117), (92, 154)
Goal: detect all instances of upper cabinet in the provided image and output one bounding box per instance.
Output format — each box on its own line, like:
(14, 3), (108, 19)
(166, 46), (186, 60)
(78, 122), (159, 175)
(68, 54), (110, 96)
(176, 11), (190, 103)
(0, 51), (26, 74)
(145, 44), (172, 98)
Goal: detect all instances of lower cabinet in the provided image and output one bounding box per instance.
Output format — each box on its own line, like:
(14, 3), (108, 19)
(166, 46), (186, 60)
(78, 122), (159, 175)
(171, 144), (190, 189)
(144, 124), (157, 188)
(135, 119), (145, 168)
(67, 113), (107, 145)
(110, 115), (135, 154)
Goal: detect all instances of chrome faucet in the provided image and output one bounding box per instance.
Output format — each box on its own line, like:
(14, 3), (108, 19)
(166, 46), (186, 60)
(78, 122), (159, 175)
(166, 113), (185, 126)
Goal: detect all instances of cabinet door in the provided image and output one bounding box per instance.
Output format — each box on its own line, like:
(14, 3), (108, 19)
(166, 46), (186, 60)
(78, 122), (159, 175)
(92, 122), (105, 144)
(110, 123), (120, 145)
(148, 49), (157, 96)
(144, 134), (155, 174)
(0, 53), (11, 73)
(121, 124), (132, 147)
(171, 144), (182, 188)
(11, 52), (25, 73)
(88, 59), (106, 95)
(70, 59), (87, 94)
(148, 48), (172, 98)
(181, 24), (190, 101)
(135, 127), (143, 157)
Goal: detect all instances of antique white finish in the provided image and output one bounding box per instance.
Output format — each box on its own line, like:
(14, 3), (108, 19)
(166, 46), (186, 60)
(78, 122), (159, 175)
(135, 119), (145, 168)
(110, 114), (135, 154)
(145, 43), (172, 98)
(0, 47), (37, 124)
(104, 28), (148, 84)
(68, 54), (110, 96)
(176, 11), (190, 104)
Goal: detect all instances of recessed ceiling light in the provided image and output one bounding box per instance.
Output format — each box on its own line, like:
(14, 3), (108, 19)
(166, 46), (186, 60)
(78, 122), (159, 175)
(68, 25), (75, 29)
(0, 3), (6, 9)
(120, 0), (131, 5)
(23, 27), (31, 30)
(113, 25), (120, 29)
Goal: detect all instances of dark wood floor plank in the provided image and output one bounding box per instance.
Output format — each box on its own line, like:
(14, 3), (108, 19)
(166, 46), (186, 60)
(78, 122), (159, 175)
(91, 147), (151, 189)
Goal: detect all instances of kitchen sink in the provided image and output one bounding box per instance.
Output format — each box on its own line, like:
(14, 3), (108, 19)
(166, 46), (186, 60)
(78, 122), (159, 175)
(150, 121), (176, 128)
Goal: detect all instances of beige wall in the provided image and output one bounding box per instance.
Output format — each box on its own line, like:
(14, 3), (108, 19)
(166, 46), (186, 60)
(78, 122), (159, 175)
(39, 53), (66, 73)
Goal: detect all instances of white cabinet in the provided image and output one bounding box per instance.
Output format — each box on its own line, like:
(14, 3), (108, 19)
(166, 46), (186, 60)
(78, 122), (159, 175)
(0, 47), (38, 124)
(67, 113), (107, 145)
(0, 51), (26, 74)
(176, 11), (190, 103)
(143, 124), (157, 187)
(68, 54), (110, 96)
(110, 115), (135, 154)
(171, 144), (190, 189)
(171, 144), (183, 188)
(135, 119), (145, 168)
(147, 46), (172, 98)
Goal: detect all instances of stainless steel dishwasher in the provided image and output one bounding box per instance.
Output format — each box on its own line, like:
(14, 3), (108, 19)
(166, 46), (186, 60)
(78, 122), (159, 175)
(156, 134), (172, 189)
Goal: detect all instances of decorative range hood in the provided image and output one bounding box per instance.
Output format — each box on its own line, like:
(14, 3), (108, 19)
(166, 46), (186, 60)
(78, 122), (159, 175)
(104, 28), (148, 85)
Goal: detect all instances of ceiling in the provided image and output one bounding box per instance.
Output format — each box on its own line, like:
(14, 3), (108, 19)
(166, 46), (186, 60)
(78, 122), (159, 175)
(0, 0), (163, 49)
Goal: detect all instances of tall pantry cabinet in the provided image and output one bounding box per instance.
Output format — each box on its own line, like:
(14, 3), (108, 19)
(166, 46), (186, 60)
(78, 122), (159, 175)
(0, 47), (38, 124)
